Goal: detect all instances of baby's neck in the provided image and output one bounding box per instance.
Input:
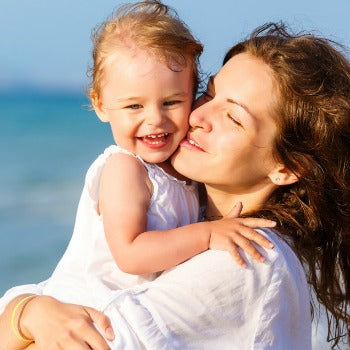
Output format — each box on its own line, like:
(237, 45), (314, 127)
(158, 160), (191, 182)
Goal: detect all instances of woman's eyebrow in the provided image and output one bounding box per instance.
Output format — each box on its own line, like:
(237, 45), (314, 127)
(226, 98), (256, 120)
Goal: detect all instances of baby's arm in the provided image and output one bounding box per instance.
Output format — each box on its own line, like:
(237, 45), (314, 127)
(100, 153), (274, 275)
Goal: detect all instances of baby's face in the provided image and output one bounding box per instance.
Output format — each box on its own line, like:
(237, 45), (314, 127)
(94, 48), (193, 164)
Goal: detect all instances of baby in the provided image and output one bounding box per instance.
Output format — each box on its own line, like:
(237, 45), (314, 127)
(40, 0), (274, 310)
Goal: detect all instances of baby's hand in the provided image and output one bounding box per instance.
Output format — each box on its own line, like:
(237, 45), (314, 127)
(207, 215), (275, 267)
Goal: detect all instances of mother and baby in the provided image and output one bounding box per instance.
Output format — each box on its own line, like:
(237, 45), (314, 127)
(0, 1), (349, 349)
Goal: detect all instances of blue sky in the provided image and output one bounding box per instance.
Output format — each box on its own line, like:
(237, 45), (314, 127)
(1, 0), (350, 92)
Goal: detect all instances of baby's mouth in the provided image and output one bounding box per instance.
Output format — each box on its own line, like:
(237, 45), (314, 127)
(139, 133), (169, 145)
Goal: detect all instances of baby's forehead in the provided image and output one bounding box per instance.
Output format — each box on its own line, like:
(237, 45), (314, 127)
(101, 48), (192, 84)
(107, 45), (189, 66)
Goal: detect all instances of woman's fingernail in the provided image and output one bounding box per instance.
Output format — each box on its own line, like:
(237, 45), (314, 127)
(106, 327), (115, 340)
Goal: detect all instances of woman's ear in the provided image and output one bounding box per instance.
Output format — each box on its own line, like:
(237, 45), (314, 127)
(268, 165), (298, 186)
(90, 90), (109, 123)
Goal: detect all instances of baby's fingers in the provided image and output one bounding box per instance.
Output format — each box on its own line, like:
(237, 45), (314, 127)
(230, 230), (267, 263)
(226, 202), (243, 218)
(236, 217), (276, 228)
(228, 243), (247, 268)
(236, 225), (274, 249)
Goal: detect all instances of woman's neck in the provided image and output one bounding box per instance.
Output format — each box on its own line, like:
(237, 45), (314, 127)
(204, 183), (275, 217)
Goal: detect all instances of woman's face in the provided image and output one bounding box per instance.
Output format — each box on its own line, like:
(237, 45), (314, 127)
(171, 52), (280, 192)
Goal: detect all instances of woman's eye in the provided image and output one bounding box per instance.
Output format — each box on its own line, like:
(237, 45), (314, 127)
(126, 104), (142, 110)
(164, 100), (181, 106)
(227, 113), (242, 127)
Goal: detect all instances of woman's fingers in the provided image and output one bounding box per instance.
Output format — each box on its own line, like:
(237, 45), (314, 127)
(84, 307), (115, 341)
(44, 315), (110, 350)
(73, 307), (112, 350)
(80, 325), (112, 350)
(24, 296), (112, 350)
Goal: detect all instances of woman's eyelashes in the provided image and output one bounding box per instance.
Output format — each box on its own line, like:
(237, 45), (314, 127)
(227, 112), (243, 127)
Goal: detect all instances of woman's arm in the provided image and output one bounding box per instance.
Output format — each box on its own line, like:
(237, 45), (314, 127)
(0, 294), (35, 350)
(0, 294), (114, 350)
(100, 153), (275, 274)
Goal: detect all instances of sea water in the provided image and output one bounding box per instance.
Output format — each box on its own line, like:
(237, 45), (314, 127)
(0, 92), (112, 294)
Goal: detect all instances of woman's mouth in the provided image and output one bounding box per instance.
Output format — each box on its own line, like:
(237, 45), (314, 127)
(180, 135), (205, 152)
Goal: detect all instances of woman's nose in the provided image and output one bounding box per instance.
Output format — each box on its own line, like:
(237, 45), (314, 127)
(189, 100), (212, 131)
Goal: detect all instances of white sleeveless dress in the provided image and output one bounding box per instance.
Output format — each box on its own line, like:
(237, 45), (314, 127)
(42, 145), (199, 309)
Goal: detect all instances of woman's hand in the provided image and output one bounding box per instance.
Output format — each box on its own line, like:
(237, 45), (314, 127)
(21, 295), (114, 350)
(207, 214), (275, 267)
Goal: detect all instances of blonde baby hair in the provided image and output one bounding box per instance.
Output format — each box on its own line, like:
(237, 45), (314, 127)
(88, 0), (203, 103)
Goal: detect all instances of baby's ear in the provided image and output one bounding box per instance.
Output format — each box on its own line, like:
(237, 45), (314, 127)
(268, 164), (298, 186)
(90, 89), (109, 122)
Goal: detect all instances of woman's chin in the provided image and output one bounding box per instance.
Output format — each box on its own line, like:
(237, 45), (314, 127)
(171, 147), (189, 176)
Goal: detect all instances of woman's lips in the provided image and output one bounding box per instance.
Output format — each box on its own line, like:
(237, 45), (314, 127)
(180, 135), (205, 152)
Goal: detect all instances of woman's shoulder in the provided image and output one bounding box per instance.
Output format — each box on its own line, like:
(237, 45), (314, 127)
(157, 227), (307, 291)
(251, 228), (312, 348)
(255, 228), (304, 274)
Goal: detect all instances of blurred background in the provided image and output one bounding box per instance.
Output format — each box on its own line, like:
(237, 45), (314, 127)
(1, 1), (349, 348)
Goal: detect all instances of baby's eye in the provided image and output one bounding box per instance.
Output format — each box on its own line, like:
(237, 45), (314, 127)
(163, 100), (181, 106)
(126, 104), (142, 110)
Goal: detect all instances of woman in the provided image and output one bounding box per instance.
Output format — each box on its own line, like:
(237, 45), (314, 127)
(1, 23), (349, 349)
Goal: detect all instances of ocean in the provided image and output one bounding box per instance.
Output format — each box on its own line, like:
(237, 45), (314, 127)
(0, 92), (347, 349)
(0, 92), (113, 294)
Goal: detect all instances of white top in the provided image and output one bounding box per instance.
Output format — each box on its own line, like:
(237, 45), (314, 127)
(40, 145), (199, 308)
(0, 229), (311, 349)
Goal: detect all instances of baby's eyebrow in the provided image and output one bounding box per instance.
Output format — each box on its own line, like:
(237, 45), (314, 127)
(164, 92), (189, 99)
(102, 97), (141, 110)
(115, 97), (141, 103)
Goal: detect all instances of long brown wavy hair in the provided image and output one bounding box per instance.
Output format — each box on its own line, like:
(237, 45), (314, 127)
(224, 23), (350, 348)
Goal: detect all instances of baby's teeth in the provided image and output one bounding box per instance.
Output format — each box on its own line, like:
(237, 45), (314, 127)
(148, 133), (168, 139)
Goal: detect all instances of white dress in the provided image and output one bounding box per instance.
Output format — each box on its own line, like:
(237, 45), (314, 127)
(41, 145), (199, 309)
(0, 229), (311, 349)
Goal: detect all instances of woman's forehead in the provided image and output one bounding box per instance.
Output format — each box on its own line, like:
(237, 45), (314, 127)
(216, 54), (276, 111)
